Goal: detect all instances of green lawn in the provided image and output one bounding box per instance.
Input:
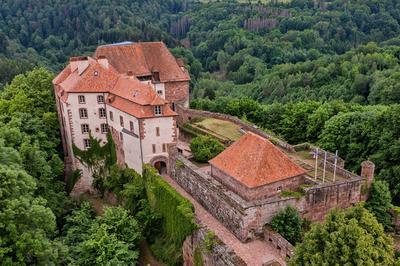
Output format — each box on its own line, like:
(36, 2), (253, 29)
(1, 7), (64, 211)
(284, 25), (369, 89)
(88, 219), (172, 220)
(194, 118), (243, 141)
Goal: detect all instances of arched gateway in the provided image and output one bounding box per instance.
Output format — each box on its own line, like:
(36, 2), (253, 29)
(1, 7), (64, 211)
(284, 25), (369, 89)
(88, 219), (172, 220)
(150, 156), (168, 175)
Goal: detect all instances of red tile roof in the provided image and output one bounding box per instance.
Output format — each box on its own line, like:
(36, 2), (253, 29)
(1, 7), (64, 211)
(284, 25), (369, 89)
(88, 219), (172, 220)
(107, 75), (177, 118)
(209, 133), (306, 188)
(56, 57), (120, 94)
(110, 76), (167, 106)
(52, 56), (177, 118)
(94, 42), (190, 82)
(107, 96), (176, 119)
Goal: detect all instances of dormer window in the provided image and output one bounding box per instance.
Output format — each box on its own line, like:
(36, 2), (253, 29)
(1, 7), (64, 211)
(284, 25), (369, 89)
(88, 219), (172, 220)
(154, 105), (162, 116)
(152, 71), (160, 83)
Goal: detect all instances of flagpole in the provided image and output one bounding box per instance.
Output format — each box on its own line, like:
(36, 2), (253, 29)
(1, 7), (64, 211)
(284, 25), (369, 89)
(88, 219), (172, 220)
(322, 151), (327, 183)
(333, 150), (338, 182)
(314, 148), (318, 181)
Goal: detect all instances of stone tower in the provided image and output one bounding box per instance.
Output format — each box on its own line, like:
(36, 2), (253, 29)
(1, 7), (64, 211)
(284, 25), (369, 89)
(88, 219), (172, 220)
(361, 160), (375, 187)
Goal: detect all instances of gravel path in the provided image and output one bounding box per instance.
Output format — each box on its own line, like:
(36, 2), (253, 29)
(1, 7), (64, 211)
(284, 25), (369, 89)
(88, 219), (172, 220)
(163, 175), (286, 266)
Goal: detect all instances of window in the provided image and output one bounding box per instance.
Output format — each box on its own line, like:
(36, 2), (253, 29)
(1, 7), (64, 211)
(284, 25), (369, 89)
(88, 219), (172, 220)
(120, 132), (124, 142)
(97, 95), (104, 103)
(162, 144), (166, 152)
(109, 111), (113, 121)
(99, 108), (106, 118)
(171, 102), (176, 111)
(277, 186), (282, 192)
(120, 116), (124, 127)
(152, 71), (160, 82)
(100, 123), (108, 133)
(156, 127), (160, 137)
(79, 108), (88, 119)
(78, 95), (85, 104)
(81, 124), (89, 134)
(154, 105), (162, 116)
(152, 144), (156, 154)
(157, 90), (163, 95)
(83, 139), (90, 149)
(130, 121), (134, 132)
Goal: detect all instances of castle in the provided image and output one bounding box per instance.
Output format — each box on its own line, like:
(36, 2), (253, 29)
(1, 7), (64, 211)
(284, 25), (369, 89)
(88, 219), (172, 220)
(53, 41), (189, 191)
(54, 42), (374, 265)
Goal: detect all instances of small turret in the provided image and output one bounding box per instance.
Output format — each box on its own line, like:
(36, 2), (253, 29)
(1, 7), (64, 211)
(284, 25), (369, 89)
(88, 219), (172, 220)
(361, 160), (375, 187)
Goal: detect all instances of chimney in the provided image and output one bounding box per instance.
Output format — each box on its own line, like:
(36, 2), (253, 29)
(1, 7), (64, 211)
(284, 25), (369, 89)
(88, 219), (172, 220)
(97, 55), (109, 69)
(361, 160), (375, 187)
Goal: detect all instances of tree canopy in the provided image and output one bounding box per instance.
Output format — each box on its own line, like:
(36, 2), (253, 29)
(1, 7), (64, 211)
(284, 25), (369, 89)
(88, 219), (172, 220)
(290, 205), (395, 265)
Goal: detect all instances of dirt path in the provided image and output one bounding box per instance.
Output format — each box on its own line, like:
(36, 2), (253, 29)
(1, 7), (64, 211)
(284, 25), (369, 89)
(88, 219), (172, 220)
(163, 175), (286, 266)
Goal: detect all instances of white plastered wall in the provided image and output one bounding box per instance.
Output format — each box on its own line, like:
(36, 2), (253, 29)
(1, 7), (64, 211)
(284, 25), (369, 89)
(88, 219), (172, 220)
(106, 105), (143, 173)
(65, 92), (109, 192)
(141, 116), (175, 163)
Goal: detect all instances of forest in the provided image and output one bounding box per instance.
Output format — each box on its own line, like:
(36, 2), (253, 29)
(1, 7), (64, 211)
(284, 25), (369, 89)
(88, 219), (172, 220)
(1, 0), (400, 264)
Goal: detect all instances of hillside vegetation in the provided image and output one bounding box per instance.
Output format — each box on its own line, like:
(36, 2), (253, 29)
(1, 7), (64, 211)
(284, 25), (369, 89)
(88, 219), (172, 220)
(1, 0), (400, 264)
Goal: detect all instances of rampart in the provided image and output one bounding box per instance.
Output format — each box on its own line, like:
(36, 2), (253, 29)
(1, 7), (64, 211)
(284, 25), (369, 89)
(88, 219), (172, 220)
(173, 155), (367, 242)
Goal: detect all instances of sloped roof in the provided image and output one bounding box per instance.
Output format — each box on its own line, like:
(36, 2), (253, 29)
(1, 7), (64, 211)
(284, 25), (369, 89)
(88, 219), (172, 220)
(107, 96), (176, 118)
(209, 133), (306, 188)
(94, 42), (190, 82)
(55, 57), (120, 93)
(52, 56), (176, 118)
(110, 76), (167, 106)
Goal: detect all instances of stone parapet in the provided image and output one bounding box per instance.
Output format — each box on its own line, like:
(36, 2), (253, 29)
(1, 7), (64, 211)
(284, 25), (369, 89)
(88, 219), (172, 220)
(183, 225), (246, 266)
(263, 226), (294, 260)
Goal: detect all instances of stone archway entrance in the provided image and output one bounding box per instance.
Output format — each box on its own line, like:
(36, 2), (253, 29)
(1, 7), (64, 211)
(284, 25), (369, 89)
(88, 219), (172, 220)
(154, 161), (167, 175)
(150, 156), (169, 175)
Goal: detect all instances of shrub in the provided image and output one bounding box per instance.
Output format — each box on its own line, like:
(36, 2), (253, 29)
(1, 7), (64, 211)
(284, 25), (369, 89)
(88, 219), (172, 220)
(190, 136), (224, 163)
(270, 206), (302, 245)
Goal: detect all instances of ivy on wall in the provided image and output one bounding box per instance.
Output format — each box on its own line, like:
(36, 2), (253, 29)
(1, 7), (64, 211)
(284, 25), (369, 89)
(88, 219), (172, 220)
(72, 132), (116, 196)
(143, 165), (197, 265)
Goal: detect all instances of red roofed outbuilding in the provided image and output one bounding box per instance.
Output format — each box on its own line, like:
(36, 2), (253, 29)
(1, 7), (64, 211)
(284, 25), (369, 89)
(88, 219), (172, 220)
(209, 132), (307, 201)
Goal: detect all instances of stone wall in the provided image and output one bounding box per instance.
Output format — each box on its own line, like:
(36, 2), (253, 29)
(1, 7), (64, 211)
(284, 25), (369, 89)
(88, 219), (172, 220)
(176, 105), (295, 152)
(263, 226), (294, 260)
(318, 160), (360, 180)
(183, 225), (246, 266)
(301, 177), (365, 221)
(173, 155), (367, 242)
(210, 164), (306, 201)
(165, 81), (189, 107)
